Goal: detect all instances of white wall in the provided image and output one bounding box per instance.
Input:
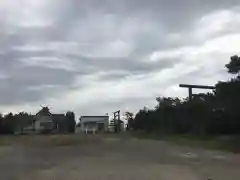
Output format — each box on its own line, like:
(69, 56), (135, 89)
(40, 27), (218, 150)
(80, 116), (109, 132)
(80, 116), (109, 123)
(34, 116), (52, 131)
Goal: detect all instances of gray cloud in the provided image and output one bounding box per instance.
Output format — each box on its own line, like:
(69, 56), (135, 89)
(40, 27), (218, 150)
(0, 65), (77, 105)
(0, 0), (239, 115)
(68, 54), (177, 74)
(51, 0), (240, 35)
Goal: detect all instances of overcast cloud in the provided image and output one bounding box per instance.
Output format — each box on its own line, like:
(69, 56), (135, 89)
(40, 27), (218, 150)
(0, 0), (240, 118)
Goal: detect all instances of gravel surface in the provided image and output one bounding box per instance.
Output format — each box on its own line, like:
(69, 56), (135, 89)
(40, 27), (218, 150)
(0, 135), (240, 180)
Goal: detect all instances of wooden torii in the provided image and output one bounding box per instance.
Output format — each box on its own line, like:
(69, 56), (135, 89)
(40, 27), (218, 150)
(179, 84), (215, 101)
(113, 110), (120, 133)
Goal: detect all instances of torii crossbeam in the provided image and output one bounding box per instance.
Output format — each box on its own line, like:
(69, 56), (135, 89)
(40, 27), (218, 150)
(179, 84), (215, 101)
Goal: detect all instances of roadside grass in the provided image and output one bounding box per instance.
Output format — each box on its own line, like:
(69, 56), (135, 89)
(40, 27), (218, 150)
(163, 135), (228, 150)
(132, 131), (240, 152)
(0, 134), (103, 147)
(0, 133), (130, 147)
(1, 132), (240, 152)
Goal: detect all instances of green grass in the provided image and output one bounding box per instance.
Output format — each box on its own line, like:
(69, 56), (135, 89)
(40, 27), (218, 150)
(0, 133), (130, 147)
(0, 134), (103, 147)
(1, 133), (240, 152)
(163, 135), (226, 150)
(132, 131), (240, 152)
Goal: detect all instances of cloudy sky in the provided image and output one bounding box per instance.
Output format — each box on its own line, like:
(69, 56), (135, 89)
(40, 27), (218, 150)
(0, 0), (240, 117)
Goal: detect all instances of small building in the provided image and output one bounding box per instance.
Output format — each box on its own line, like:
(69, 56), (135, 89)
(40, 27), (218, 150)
(33, 107), (53, 133)
(79, 116), (109, 133)
(33, 108), (70, 133)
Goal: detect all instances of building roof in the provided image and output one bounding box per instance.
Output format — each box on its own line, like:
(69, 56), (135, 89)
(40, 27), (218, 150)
(36, 107), (51, 116)
(80, 116), (109, 123)
(52, 114), (65, 117)
(80, 116), (109, 118)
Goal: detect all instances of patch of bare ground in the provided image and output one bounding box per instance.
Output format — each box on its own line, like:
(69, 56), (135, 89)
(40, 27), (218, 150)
(0, 134), (240, 180)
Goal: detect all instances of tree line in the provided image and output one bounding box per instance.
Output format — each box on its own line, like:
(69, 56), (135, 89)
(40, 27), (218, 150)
(0, 108), (76, 134)
(127, 55), (240, 136)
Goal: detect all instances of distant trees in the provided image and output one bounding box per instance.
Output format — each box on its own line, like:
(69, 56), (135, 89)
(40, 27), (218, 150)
(0, 114), (2, 133)
(125, 112), (134, 130)
(15, 112), (34, 133)
(66, 111), (76, 133)
(0, 109), (76, 135)
(0, 112), (35, 134)
(225, 55), (240, 75)
(132, 55), (240, 136)
(1, 113), (16, 134)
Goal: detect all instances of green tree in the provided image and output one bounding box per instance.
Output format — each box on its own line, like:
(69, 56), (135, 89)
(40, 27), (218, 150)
(2, 113), (16, 134)
(66, 111), (76, 133)
(225, 55), (240, 75)
(15, 112), (33, 133)
(132, 55), (240, 135)
(0, 113), (3, 134)
(125, 111), (134, 130)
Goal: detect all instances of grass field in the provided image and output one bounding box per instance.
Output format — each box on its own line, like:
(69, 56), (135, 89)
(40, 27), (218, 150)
(0, 134), (100, 146)
(132, 131), (240, 152)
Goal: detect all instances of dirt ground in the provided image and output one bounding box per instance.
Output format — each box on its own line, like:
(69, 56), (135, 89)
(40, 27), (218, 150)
(0, 135), (240, 180)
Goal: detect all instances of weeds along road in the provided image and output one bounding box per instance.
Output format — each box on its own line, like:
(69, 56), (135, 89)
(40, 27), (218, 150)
(0, 135), (240, 180)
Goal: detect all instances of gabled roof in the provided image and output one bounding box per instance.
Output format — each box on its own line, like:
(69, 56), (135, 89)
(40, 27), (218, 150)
(36, 107), (51, 116)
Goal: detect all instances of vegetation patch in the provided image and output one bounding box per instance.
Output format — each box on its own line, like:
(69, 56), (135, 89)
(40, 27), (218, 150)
(0, 134), (103, 147)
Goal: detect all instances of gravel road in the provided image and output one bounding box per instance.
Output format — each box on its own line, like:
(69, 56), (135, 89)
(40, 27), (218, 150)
(0, 136), (239, 180)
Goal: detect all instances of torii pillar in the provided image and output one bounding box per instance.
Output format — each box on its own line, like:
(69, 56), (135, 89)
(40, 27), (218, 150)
(113, 110), (120, 133)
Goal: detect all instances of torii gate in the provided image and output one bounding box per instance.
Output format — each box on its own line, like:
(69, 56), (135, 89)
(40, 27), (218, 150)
(113, 110), (120, 133)
(179, 84), (215, 101)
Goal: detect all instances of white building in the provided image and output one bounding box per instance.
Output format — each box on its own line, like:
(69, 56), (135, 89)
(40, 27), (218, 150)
(34, 115), (53, 132)
(79, 116), (109, 133)
(33, 107), (53, 133)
